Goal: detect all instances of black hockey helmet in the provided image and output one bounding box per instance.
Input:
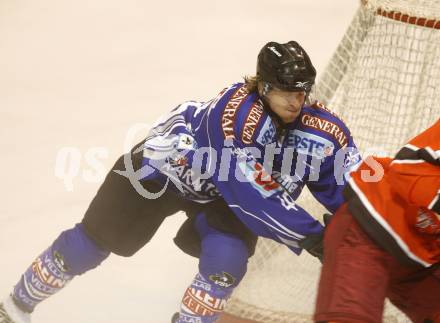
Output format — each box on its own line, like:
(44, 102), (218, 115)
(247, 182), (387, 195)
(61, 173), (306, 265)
(257, 41), (316, 93)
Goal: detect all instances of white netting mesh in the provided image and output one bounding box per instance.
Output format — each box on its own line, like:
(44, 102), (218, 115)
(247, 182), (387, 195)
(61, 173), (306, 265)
(365, 0), (440, 20)
(223, 0), (440, 322)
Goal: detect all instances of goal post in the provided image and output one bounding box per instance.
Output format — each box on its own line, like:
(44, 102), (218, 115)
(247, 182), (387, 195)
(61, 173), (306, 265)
(221, 1), (440, 322)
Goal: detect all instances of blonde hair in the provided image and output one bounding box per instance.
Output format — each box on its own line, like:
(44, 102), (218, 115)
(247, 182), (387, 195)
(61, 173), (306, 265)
(243, 75), (260, 93)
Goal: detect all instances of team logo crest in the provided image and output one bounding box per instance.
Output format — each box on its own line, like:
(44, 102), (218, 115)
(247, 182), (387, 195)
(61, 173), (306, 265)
(208, 272), (236, 288)
(177, 134), (197, 150)
(53, 250), (69, 272)
(295, 81), (309, 89)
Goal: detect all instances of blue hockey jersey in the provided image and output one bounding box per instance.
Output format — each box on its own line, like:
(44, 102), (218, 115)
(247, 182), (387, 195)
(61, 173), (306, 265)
(139, 83), (360, 253)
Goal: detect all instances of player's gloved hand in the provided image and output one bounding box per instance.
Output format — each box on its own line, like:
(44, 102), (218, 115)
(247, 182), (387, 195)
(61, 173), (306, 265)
(298, 213), (332, 263)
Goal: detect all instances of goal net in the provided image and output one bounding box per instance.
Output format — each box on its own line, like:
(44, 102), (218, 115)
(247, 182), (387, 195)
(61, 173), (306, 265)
(222, 0), (440, 322)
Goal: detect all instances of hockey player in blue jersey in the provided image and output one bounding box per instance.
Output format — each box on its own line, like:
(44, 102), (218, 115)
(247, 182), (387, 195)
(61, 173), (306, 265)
(0, 41), (360, 323)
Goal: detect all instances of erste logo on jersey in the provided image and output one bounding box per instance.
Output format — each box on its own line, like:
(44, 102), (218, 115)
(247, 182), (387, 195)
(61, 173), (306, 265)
(241, 102), (264, 144)
(256, 118), (276, 145)
(301, 114), (348, 148)
(222, 86), (249, 139)
(287, 129), (334, 159)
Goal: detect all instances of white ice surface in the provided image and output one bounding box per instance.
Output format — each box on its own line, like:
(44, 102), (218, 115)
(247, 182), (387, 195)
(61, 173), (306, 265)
(0, 1), (358, 322)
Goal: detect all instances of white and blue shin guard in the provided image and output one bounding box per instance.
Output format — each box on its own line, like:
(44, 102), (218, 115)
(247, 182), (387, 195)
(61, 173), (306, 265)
(12, 223), (110, 313)
(176, 216), (249, 323)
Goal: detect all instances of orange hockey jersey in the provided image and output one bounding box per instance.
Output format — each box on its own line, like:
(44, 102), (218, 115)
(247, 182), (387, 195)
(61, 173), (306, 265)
(344, 119), (440, 267)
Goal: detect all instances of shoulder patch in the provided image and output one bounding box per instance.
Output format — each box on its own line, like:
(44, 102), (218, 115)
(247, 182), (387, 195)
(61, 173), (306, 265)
(241, 101), (264, 144)
(301, 113), (348, 148)
(221, 85), (250, 139)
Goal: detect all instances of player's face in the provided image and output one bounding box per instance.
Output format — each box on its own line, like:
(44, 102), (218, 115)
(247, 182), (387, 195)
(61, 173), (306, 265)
(266, 88), (306, 123)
